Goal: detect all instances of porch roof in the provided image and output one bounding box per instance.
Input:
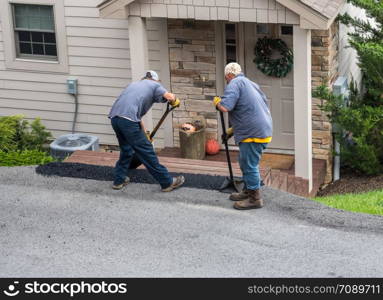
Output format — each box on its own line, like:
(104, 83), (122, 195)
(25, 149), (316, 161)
(276, 0), (345, 29)
(98, 0), (345, 29)
(300, 0), (344, 19)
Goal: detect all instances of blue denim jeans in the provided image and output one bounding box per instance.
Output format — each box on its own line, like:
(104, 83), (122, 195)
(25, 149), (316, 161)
(238, 142), (268, 190)
(111, 117), (173, 189)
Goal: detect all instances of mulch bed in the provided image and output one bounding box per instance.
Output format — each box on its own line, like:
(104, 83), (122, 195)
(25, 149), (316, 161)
(317, 169), (383, 197)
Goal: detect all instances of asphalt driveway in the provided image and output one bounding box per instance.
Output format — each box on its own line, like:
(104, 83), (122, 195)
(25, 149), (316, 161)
(1, 166), (383, 277)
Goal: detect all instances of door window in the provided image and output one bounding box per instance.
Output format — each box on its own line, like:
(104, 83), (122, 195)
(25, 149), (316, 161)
(256, 24), (269, 35)
(224, 23), (238, 64)
(281, 25), (293, 36)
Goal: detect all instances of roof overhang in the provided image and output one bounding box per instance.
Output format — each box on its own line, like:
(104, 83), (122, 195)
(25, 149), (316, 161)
(276, 0), (343, 30)
(98, 0), (344, 29)
(98, 0), (134, 19)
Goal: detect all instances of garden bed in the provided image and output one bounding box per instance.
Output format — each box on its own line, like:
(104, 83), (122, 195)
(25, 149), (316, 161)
(317, 169), (383, 197)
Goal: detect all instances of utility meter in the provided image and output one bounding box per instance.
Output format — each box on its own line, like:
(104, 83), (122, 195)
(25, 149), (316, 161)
(67, 78), (78, 95)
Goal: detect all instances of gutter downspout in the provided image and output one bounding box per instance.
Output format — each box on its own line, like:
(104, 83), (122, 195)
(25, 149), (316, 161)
(332, 76), (348, 182)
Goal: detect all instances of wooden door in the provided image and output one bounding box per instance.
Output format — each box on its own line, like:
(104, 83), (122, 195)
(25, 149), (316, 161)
(244, 23), (295, 151)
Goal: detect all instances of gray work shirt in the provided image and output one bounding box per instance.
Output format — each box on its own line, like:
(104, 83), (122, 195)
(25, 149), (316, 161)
(220, 73), (273, 144)
(108, 79), (167, 122)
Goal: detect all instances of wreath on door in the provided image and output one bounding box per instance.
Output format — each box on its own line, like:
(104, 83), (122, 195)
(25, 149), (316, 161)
(254, 37), (293, 78)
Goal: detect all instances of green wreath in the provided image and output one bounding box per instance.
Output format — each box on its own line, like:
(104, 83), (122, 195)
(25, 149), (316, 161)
(254, 37), (293, 78)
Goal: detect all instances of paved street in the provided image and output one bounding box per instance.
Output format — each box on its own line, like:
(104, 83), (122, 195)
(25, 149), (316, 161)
(1, 166), (383, 277)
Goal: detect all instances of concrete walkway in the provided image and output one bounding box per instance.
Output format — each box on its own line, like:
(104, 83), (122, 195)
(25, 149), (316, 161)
(0, 166), (383, 277)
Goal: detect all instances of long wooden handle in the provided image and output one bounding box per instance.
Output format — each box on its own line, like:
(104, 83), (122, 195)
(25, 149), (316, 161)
(149, 102), (176, 140)
(219, 110), (234, 181)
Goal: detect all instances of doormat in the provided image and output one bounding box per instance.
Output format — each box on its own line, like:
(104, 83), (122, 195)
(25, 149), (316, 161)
(36, 162), (228, 191)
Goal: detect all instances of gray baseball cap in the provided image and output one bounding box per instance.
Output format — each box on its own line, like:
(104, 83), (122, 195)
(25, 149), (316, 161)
(144, 70), (159, 81)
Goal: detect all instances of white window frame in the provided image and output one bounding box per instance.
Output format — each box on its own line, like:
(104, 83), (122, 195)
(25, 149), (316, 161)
(12, 4), (58, 60)
(0, 0), (68, 73)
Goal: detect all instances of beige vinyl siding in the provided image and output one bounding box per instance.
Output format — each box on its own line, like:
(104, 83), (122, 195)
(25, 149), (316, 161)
(65, 0), (131, 144)
(0, 0), (132, 146)
(0, 21), (5, 70)
(339, 3), (364, 89)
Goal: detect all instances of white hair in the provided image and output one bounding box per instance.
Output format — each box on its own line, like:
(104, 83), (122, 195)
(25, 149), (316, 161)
(224, 62), (242, 76)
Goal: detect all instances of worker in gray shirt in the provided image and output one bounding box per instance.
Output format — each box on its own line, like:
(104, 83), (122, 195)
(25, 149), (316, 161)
(109, 70), (185, 192)
(213, 63), (273, 210)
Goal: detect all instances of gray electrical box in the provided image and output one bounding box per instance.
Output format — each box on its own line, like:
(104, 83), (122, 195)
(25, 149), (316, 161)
(67, 78), (78, 95)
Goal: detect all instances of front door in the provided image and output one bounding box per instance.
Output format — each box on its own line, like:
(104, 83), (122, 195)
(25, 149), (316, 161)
(244, 23), (295, 151)
(219, 23), (295, 152)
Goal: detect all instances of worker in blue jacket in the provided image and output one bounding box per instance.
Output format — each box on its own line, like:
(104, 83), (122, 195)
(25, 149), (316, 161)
(109, 70), (184, 192)
(213, 63), (273, 210)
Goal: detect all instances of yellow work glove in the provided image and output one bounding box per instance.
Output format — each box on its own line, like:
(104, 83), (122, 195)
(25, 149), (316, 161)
(170, 98), (181, 108)
(222, 127), (233, 142)
(145, 130), (153, 143)
(226, 127), (234, 139)
(213, 96), (222, 107)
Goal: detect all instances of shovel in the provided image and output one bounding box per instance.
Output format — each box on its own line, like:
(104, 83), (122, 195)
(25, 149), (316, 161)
(129, 101), (178, 169)
(218, 110), (244, 193)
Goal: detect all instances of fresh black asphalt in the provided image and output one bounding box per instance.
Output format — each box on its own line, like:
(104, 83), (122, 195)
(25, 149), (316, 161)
(36, 162), (383, 234)
(37, 162), (227, 191)
(0, 165), (383, 277)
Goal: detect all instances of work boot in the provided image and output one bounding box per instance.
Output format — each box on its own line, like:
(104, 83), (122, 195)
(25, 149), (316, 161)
(112, 177), (130, 190)
(229, 189), (250, 201)
(162, 176), (185, 192)
(233, 189), (263, 210)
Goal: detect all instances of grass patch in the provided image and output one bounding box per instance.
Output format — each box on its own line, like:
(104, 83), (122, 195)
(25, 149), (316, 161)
(314, 189), (383, 216)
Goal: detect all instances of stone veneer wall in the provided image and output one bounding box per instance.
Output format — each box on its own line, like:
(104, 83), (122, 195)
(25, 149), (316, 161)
(311, 21), (340, 183)
(168, 19), (218, 147)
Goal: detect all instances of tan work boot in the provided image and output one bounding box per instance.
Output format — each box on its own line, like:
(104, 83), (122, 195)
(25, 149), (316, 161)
(112, 177), (130, 190)
(229, 189), (250, 201)
(233, 189), (264, 210)
(162, 176), (185, 192)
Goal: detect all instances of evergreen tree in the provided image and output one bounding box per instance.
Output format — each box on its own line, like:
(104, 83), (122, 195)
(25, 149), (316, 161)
(315, 0), (383, 175)
(338, 0), (383, 105)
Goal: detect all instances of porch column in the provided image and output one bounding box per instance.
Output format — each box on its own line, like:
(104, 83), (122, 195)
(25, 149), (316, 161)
(127, 15), (153, 131)
(293, 26), (313, 192)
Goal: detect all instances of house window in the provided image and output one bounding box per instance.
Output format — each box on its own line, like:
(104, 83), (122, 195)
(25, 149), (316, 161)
(225, 23), (237, 64)
(281, 26), (293, 35)
(12, 4), (57, 60)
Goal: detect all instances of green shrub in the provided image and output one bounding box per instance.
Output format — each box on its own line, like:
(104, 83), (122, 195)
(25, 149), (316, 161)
(0, 150), (54, 166)
(20, 118), (53, 152)
(338, 0), (383, 104)
(313, 85), (383, 175)
(0, 115), (22, 152)
(0, 115), (52, 152)
(315, 0), (383, 175)
(0, 115), (55, 166)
